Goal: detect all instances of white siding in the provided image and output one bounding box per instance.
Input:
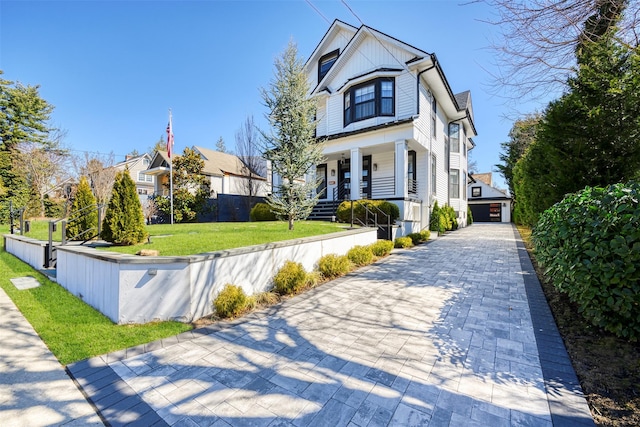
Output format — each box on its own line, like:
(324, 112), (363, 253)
(396, 72), (416, 119)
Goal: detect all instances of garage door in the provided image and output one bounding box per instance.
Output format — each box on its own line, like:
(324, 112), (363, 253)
(470, 203), (502, 222)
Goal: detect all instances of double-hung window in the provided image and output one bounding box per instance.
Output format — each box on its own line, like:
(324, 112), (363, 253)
(449, 123), (460, 153)
(450, 169), (460, 199)
(344, 77), (395, 126)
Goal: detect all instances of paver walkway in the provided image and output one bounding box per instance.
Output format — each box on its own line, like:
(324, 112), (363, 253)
(0, 287), (103, 426)
(63, 223), (593, 426)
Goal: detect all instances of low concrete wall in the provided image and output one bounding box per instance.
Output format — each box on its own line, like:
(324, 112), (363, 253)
(6, 228), (377, 324)
(3, 234), (47, 270)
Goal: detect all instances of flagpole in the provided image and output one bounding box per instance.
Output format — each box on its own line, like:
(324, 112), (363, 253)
(168, 109), (174, 225)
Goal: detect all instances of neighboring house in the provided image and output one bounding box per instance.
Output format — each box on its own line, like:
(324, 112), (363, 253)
(467, 172), (512, 222)
(305, 20), (477, 235)
(146, 147), (270, 199)
(113, 153), (155, 202)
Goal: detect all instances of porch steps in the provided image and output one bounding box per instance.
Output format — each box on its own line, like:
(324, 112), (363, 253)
(308, 200), (339, 221)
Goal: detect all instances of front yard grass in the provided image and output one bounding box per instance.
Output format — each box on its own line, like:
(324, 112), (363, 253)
(517, 225), (640, 426)
(0, 246), (192, 365)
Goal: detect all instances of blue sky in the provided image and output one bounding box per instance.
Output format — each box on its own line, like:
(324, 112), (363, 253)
(1, 0), (552, 189)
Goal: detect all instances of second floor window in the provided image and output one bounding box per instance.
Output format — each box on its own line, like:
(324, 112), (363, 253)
(138, 172), (153, 183)
(449, 123), (460, 153)
(344, 77), (395, 126)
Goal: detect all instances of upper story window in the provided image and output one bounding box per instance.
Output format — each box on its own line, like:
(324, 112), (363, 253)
(318, 49), (339, 82)
(344, 77), (395, 126)
(449, 123), (460, 153)
(138, 172), (153, 183)
(142, 158), (150, 167)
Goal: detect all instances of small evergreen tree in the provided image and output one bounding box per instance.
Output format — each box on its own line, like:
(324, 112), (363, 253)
(101, 170), (147, 245)
(66, 176), (98, 240)
(260, 41), (325, 230)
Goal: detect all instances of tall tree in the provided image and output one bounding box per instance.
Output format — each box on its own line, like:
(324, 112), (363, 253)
(496, 113), (541, 197)
(148, 135), (166, 156)
(14, 139), (69, 217)
(101, 170), (147, 245)
(512, 24), (640, 225)
(236, 116), (267, 215)
(0, 72), (59, 221)
(74, 152), (117, 205)
(66, 176), (98, 241)
(260, 41), (324, 230)
(215, 136), (228, 153)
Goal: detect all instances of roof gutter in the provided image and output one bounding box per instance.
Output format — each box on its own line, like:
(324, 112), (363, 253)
(415, 54), (437, 115)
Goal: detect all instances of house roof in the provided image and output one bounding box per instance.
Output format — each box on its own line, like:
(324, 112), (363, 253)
(193, 146), (266, 180)
(306, 19), (477, 138)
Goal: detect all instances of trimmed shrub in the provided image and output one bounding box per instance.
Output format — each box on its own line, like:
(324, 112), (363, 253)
(407, 230), (430, 245)
(419, 229), (430, 241)
(430, 201), (442, 232)
(250, 202), (277, 221)
(532, 182), (640, 341)
(318, 254), (352, 278)
(214, 284), (249, 318)
(273, 261), (308, 295)
(394, 236), (413, 248)
(370, 240), (394, 257)
(66, 176), (98, 241)
(336, 200), (399, 224)
(347, 245), (374, 266)
(101, 171), (148, 245)
(467, 205), (474, 225)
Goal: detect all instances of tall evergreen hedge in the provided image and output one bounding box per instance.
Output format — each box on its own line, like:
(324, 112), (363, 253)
(101, 171), (147, 245)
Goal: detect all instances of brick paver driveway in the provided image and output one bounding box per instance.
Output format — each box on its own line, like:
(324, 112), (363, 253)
(69, 223), (594, 426)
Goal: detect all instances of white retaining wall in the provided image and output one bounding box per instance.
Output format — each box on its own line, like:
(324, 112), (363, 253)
(3, 234), (47, 270)
(5, 228), (377, 324)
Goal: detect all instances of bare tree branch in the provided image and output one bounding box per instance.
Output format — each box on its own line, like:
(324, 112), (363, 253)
(472, 0), (638, 104)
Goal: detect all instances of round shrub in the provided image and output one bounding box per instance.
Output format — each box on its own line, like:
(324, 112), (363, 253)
(318, 254), (352, 279)
(273, 261), (308, 295)
(214, 284), (248, 318)
(347, 245), (374, 266)
(370, 240), (394, 257)
(394, 236), (413, 248)
(419, 229), (430, 241)
(250, 203), (277, 221)
(336, 200), (399, 224)
(532, 182), (640, 341)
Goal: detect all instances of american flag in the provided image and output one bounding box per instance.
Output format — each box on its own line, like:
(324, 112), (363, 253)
(166, 112), (174, 158)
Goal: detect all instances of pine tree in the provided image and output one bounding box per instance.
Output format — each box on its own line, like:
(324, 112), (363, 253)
(260, 41), (324, 230)
(66, 176), (98, 240)
(101, 170), (147, 245)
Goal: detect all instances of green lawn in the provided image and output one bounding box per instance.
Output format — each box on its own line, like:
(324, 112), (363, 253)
(2, 220), (350, 256)
(101, 221), (348, 256)
(0, 246), (192, 364)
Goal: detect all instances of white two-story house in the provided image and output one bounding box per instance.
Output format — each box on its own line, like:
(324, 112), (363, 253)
(307, 20), (476, 234)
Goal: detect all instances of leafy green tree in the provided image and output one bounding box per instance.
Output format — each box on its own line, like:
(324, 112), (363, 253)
(101, 170), (147, 245)
(66, 176), (98, 240)
(260, 41), (324, 230)
(154, 147), (210, 223)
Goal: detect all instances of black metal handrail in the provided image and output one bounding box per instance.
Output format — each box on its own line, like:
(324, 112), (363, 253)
(46, 203), (104, 268)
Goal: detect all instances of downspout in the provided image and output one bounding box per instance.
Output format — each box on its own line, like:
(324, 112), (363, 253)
(415, 54), (437, 231)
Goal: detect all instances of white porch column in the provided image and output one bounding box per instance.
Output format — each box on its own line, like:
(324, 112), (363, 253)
(395, 140), (407, 198)
(350, 147), (361, 200)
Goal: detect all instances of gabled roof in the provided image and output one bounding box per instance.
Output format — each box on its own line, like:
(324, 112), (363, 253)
(306, 20), (477, 137)
(193, 146), (266, 179)
(114, 152), (152, 169)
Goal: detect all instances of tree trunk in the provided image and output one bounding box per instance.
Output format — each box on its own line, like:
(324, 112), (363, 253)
(288, 216), (294, 230)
